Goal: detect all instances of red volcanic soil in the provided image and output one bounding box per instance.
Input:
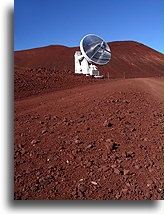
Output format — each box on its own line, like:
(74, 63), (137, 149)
(14, 78), (163, 200)
(14, 41), (163, 200)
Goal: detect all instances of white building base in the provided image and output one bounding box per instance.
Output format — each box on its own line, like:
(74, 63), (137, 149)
(75, 51), (101, 77)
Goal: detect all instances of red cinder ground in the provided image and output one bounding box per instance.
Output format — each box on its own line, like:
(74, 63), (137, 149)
(14, 41), (163, 200)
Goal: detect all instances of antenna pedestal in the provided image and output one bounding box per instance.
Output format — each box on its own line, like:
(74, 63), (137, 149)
(89, 64), (99, 76)
(74, 51), (100, 77)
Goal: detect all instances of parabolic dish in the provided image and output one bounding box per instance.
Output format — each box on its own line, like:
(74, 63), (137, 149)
(80, 34), (111, 65)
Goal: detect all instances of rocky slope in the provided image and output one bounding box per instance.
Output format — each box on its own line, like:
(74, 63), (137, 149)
(14, 78), (163, 200)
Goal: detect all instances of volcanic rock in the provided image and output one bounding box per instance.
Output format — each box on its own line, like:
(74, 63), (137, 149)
(103, 120), (113, 127)
(78, 184), (87, 193)
(123, 169), (130, 175)
(114, 168), (120, 175)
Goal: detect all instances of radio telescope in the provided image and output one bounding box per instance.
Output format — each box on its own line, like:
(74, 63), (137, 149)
(75, 34), (111, 78)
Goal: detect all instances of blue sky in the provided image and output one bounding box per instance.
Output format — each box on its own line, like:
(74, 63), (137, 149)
(14, 0), (163, 53)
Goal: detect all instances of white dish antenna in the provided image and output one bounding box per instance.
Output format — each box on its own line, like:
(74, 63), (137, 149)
(80, 34), (111, 65)
(75, 34), (111, 78)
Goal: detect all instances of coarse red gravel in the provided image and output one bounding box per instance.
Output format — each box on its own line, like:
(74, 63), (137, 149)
(14, 41), (163, 200)
(14, 77), (163, 200)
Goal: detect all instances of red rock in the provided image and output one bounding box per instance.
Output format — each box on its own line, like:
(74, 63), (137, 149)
(99, 165), (109, 172)
(108, 188), (113, 193)
(78, 184), (87, 192)
(134, 165), (140, 169)
(63, 117), (68, 122)
(122, 188), (128, 194)
(102, 153), (108, 161)
(126, 183), (131, 187)
(86, 144), (94, 149)
(41, 130), (47, 134)
(104, 141), (113, 151)
(45, 115), (51, 120)
(123, 169), (130, 175)
(31, 139), (40, 145)
(111, 164), (117, 169)
(36, 171), (40, 176)
(114, 168), (120, 175)
(103, 120), (113, 127)
(117, 159), (122, 164)
(115, 192), (121, 199)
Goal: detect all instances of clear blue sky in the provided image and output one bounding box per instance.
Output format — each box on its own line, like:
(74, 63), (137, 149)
(14, 0), (163, 53)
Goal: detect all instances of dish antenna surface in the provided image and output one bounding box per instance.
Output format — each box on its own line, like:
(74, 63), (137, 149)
(75, 34), (111, 78)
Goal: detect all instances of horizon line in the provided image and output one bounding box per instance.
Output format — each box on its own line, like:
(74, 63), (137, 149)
(14, 40), (163, 54)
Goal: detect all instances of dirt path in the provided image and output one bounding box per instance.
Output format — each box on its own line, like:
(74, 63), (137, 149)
(14, 78), (163, 200)
(133, 77), (163, 101)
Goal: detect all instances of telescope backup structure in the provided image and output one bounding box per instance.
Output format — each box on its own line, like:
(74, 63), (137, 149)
(75, 34), (111, 78)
